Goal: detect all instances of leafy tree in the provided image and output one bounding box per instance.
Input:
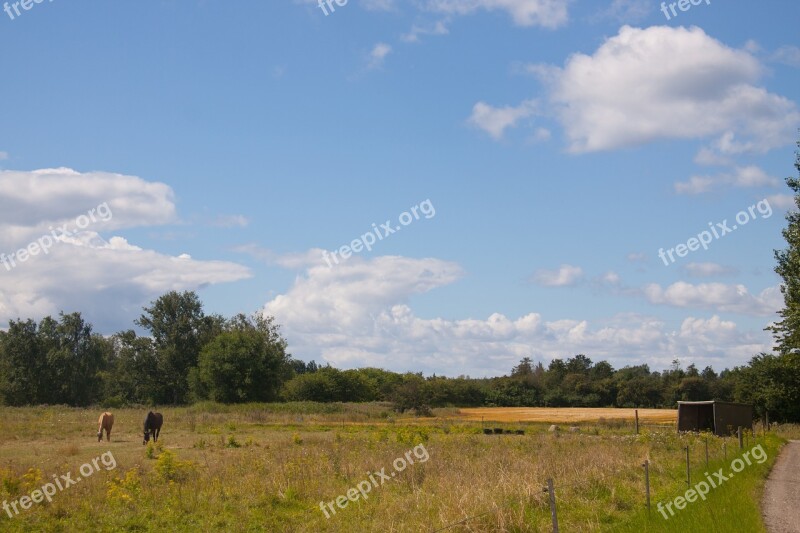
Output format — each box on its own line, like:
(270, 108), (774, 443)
(0, 319), (45, 405)
(733, 353), (800, 422)
(136, 291), (211, 404)
(102, 330), (160, 404)
(769, 140), (800, 354)
(194, 314), (290, 403)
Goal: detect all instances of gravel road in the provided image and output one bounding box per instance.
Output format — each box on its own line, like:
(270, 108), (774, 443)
(763, 440), (800, 533)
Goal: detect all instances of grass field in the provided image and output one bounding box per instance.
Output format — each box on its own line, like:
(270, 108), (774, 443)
(0, 403), (785, 532)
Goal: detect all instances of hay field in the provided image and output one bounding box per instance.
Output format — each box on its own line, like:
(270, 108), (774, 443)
(455, 407), (677, 424)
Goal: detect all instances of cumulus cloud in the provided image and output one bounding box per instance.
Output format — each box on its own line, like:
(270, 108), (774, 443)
(260, 253), (770, 375)
(643, 281), (781, 316)
(0, 168), (176, 247)
(495, 26), (800, 153)
(469, 99), (537, 139)
(0, 168), (250, 331)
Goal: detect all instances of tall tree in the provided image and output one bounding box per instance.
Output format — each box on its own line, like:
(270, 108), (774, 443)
(770, 140), (800, 354)
(135, 291), (210, 404)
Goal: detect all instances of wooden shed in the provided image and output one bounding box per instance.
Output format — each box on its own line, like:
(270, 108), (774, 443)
(677, 401), (753, 436)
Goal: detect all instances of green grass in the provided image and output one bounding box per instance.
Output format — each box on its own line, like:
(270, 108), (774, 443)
(0, 404), (789, 532)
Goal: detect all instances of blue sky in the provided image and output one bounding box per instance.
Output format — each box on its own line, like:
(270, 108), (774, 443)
(1, 0), (799, 377)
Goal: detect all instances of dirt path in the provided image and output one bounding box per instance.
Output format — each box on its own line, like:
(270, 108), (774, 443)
(763, 440), (800, 533)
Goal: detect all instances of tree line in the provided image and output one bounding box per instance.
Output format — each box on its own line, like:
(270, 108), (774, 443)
(1, 142), (798, 422)
(0, 290), (797, 422)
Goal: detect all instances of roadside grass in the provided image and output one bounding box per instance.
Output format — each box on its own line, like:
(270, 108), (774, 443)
(0, 404), (783, 532)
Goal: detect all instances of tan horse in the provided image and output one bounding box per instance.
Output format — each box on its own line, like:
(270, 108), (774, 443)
(97, 412), (114, 442)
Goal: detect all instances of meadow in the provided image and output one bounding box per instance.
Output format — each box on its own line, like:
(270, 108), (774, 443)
(0, 403), (789, 532)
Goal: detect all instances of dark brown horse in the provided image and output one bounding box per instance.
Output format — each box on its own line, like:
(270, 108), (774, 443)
(143, 411), (163, 445)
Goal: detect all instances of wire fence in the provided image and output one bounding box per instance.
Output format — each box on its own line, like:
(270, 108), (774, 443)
(429, 421), (767, 532)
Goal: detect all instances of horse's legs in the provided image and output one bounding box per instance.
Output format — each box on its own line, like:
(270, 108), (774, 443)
(106, 429), (111, 442)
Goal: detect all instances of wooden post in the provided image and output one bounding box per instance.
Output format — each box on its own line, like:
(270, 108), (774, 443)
(642, 460), (651, 513)
(705, 437), (709, 468)
(635, 409), (640, 435)
(685, 446), (691, 489)
(545, 478), (559, 533)
(738, 427), (743, 450)
(766, 411), (769, 432)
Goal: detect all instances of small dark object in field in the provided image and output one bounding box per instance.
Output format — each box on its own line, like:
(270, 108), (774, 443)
(483, 428), (493, 435)
(515, 429), (525, 435)
(493, 428), (503, 434)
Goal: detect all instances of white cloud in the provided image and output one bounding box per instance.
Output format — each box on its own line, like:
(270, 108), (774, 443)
(0, 168), (176, 248)
(368, 43), (392, 68)
(531, 264), (583, 286)
(468, 99), (537, 139)
(693, 147), (733, 167)
(683, 262), (737, 277)
(643, 281), (781, 316)
(515, 25), (800, 154)
(424, 0), (569, 28)
(234, 244), (327, 269)
(401, 21), (449, 43)
(0, 168), (250, 331)
(772, 45), (800, 68)
(766, 194), (795, 210)
(211, 214), (249, 228)
(674, 165), (779, 194)
(260, 252), (770, 375)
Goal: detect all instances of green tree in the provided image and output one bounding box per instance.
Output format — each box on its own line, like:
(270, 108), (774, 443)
(194, 314), (290, 403)
(769, 141), (800, 354)
(136, 291), (211, 404)
(0, 319), (45, 405)
(102, 330), (160, 404)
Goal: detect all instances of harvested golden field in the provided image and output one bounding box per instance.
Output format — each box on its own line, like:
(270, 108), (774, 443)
(455, 407), (677, 424)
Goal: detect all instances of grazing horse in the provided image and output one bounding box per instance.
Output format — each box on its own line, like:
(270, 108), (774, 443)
(97, 412), (114, 442)
(143, 411), (163, 445)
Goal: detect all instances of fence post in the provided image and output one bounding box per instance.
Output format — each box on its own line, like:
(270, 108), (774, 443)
(642, 460), (651, 514)
(766, 411), (769, 432)
(685, 446), (691, 489)
(545, 478), (559, 533)
(738, 427), (743, 450)
(705, 438), (709, 468)
(635, 409), (639, 435)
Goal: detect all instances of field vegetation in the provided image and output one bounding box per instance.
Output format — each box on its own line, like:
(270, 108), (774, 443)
(0, 404), (787, 532)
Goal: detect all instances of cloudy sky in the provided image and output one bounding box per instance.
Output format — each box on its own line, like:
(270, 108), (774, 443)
(1, 0), (798, 377)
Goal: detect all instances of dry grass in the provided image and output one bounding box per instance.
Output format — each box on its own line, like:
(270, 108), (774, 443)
(453, 407), (677, 424)
(0, 404), (778, 532)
